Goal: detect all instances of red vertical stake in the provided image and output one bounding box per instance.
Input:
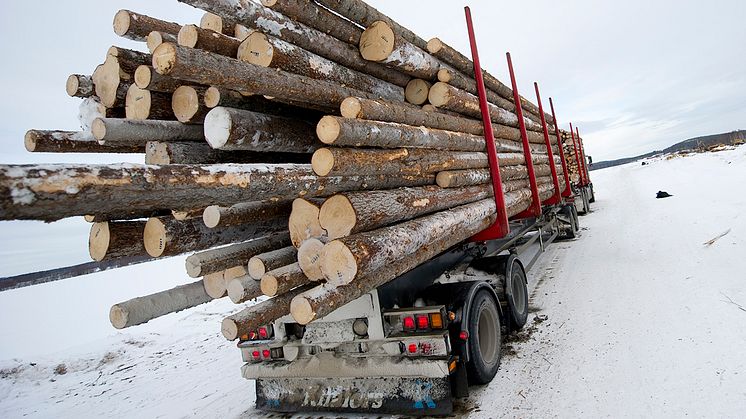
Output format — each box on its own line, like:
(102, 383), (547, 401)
(569, 122), (582, 187)
(507, 53), (542, 218)
(464, 6), (509, 241)
(549, 98), (572, 197)
(534, 83), (561, 205)
(576, 126), (590, 185)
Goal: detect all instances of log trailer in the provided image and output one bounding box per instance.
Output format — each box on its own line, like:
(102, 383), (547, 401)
(234, 8), (594, 416)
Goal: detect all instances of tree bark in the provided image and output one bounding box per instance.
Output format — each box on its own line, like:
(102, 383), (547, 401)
(177, 0), (410, 87)
(200, 12), (235, 36)
(66, 74), (95, 98)
(110, 280), (211, 329)
(319, 184), (492, 239)
(248, 246), (298, 279)
(144, 141), (310, 165)
(288, 198), (325, 248)
(203, 107), (319, 153)
(143, 214), (287, 258)
(435, 165), (552, 188)
(297, 237), (326, 281)
(359, 21), (441, 80)
(260, 262), (309, 297)
(260, 0), (362, 45)
(171, 85), (209, 123)
(88, 220), (147, 261)
(178, 24), (241, 57)
(238, 31), (403, 102)
(225, 274), (263, 304)
(171, 207), (206, 221)
(222, 283), (314, 340)
(0, 163), (435, 221)
(24, 130), (143, 154)
(125, 85), (176, 120)
(147, 31), (178, 53)
(113, 10), (181, 42)
(185, 234), (290, 278)
(202, 200), (293, 229)
(134, 66), (184, 93)
(92, 117), (204, 145)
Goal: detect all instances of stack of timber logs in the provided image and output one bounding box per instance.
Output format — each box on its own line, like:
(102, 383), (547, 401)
(0, 0), (583, 342)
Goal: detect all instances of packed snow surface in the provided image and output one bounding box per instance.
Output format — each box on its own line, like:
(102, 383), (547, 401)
(1, 146), (745, 417)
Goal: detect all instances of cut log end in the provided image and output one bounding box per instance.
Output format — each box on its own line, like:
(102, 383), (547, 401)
(297, 238), (326, 281)
(234, 24), (253, 41)
(125, 85), (151, 120)
(109, 304), (128, 329)
(435, 171), (453, 188)
(427, 82), (451, 107)
(203, 272), (227, 299)
(65, 75), (80, 97)
(319, 240), (357, 285)
(23, 131), (38, 152)
(185, 257), (202, 278)
(226, 276), (257, 304)
(247, 258), (266, 280)
(177, 25), (200, 48)
(172, 85), (201, 123)
(260, 274), (278, 297)
(405, 79), (431, 105)
(340, 97), (363, 119)
(237, 32), (273, 67)
(289, 295), (315, 325)
(221, 317), (239, 340)
(146, 31), (165, 53)
(359, 21), (395, 62)
(203, 87), (221, 108)
(203, 107), (232, 148)
(316, 116), (341, 144)
(112, 10), (131, 37)
(436, 68), (452, 83)
(202, 205), (221, 228)
(88, 222), (110, 262)
(200, 12), (229, 35)
(426, 37), (444, 54)
(91, 118), (106, 141)
(134, 65), (151, 89)
(143, 217), (167, 257)
(289, 198), (325, 247)
(311, 148), (335, 176)
(260, 0), (278, 6)
(319, 194), (356, 240)
(153, 42), (178, 75)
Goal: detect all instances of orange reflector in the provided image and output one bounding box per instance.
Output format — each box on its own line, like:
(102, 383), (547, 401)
(448, 311), (456, 321)
(449, 360), (457, 372)
(240, 334), (249, 341)
(430, 313), (443, 329)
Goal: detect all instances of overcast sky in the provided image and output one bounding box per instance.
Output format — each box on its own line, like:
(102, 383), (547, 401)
(0, 0), (744, 163)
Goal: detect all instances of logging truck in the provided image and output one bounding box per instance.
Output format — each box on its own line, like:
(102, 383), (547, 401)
(235, 189), (588, 415)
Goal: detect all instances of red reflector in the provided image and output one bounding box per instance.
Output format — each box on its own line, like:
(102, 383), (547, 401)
(252, 350), (260, 359)
(416, 315), (429, 329)
(258, 327), (269, 339)
(248, 331), (258, 340)
(402, 316), (415, 331)
(459, 331), (469, 341)
(262, 349), (271, 359)
(408, 343), (418, 353)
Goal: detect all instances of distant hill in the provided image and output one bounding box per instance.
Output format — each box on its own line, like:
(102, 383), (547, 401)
(590, 130), (746, 171)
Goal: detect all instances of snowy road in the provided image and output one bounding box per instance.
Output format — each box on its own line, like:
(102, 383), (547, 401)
(1, 147), (745, 417)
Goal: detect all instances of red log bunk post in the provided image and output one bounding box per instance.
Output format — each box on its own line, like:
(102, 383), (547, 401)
(550, 98), (573, 198)
(576, 126), (590, 186)
(507, 52), (541, 219)
(464, 6), (509, 241)
(534, 83), (561, 205)
(569, 122), (583, 186)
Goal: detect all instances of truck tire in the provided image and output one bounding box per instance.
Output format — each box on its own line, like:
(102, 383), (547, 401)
(505, 257), (529, 330)
(578, 189), (590, 215)
(559, 206), (577, 239)
(572, 205), (580, 232)
(589, 184), (595, 203)
(466, 290), (501, 385)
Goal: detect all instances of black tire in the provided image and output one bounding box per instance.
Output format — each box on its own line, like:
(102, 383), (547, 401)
(589, 184), (595, 203)
(465, 290), (501, 385)
(559, 206), (577, 239)
(572, 205), (580, 232)
(505, 258), (529, 330)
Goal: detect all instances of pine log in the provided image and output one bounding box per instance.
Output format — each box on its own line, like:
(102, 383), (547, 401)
(147, 31), (178, 53)
(143, 215), (286, 258)
(202, 200), (293, 229)
(226, 275), (263, 304)
(0, 164), (435, 221)
(125, 85), (175, 120)
(92, 118), (204, 145)
(107, 47), (151, 73)
(134, 65), (185, 93)
(260, 0), (362, 45)
(260, 263), (308, 297)
(203, 87), (322, 123)
(89, 220), (147, 261)
(320, 184), (492, 240)
(314, 0), (428, 50)
(172, 85), (208, 123)
(238, 31), (403, 102)
(110, 280), (211, 329)
(154, 43), (377, 111)
(171, 207), (205, 221)
(24, 130), (143, 154)
(234, 24), (253, 41)
(176, 0), (410, 87)
(359, 21), (440, 80)
(178, 24), (241, 57)
(113, 10), (181, 42)
(203, 271), (228, 299)
(78, 97), (125, 132)
(203, 107), (319, 153)
(404, 79), (431, 105)
(421, 103), (460, 117)
(222, 283), (314, 340)
(340, 97), (545, 143)
(225, 265), (249, 280)
(435, 165), (552, 188)
(91, 57), (129, 108)
(288, 198), (325, 248)
(297, 238), (326, 281)
(66, 74), (95, 98)
(82, 210), (171, 223)
(185, 234), (291, 278)
(145, 141), (309, 165)
(248, 246), (297, 279)
(200, 12), (235, 36)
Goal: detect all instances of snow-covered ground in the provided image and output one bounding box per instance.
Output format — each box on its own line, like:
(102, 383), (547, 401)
(1, 146), (745, 418)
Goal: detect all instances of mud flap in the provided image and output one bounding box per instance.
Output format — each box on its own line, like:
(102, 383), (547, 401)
(256, 376), (453, 415)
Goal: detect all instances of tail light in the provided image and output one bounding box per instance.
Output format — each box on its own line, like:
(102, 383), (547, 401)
(384, 306), (449, 337)
(416, 315), (429, 330)
(402, 316), (416, 331)
(246, 346), (284, 363)
(240, 325), (274, 342)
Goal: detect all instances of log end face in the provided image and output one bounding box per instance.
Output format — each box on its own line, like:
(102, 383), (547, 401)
(143, 217), (167, 257)
(359, 21), (395, 62)
(152, 42), (178, 75)
(316, 116), (341, 145)
(226, 277), (247, 304)
(109, 304), (129, 329)
(204, 107), (232, 149)
(260, 0), (278, 6)
(23, 131), (37, 152)
(200, 12), (224, 34)
(260, 275), (277, 297)
(319, 194), (355, 240)
(428, 82), (451, 107)
(203, 272), (227, 299)
(134, 65), (151, 89)
(203, 87), (220, 108)
(88, 222), (111, 262)
(311, 148), (335, 176)
(65, 74), (80, 97)
(221, 317), (239, 340)
(340, 97), (363, 119)
(405, 79), (431, 106)
(435, 171), (452, 188)
(426, 37), (443, 54)
(146, 31), (164, 53)
(172, 85), (200, 123)
(247, 258), (265, 280)
(91, 118), (106, 141)
(238, 32), (273, 68)
(185, 255), (202, 278)
(319, 240), (357, 286)
(290, 295), (315, 325)
(436, 68), (452, 83)
(125, 85), (152, 120)
(177, 25), (199, 48)
(112, 10), (131, 37)
(234, 24), (253, 41)
(297, 238), (325, 281)
(202, 205), (221, 228)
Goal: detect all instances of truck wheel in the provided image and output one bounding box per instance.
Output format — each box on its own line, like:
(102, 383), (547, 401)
(505, 258), (529, 330)
(572, 205), (580, 232)
(559, 206), (577, 239)
(466, 290), (501, 385)
(589, 184), (595, 203)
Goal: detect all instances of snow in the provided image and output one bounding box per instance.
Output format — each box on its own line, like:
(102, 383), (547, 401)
(1, 146), (745, 417)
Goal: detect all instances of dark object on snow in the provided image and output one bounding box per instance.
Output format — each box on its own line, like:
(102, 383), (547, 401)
(656, 191), (673, 199)
(641, 161), (648, 166)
